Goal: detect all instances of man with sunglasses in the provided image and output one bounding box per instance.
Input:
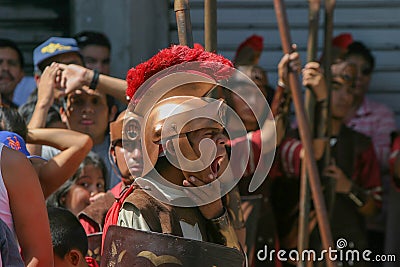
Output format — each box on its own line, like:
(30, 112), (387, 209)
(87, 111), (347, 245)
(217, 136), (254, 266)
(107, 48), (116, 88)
(344, 41), (396, 170)
(277, 60), (381, 266)
(343, 41), (396, 261)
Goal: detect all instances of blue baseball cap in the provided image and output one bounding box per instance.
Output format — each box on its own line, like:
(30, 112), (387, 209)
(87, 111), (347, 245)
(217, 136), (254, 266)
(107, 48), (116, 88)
(0, 131), (46, 160)
(33, 37), (80, 72)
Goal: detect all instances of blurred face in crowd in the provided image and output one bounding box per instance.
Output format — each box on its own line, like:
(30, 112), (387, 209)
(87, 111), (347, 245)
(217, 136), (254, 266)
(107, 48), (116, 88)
(229, 65), (269, 132)
(230, 84), (266, 132)
(61, 89), (116, 145)
(0, 47), (24, 98)
(345, 54), (372, 101)
(80, 45), (110, 75)
(330, 62), (357, 120)
(62, 163), (105, 216)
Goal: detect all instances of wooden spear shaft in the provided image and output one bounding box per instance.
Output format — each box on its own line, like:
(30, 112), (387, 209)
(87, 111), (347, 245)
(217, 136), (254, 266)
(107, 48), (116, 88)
(174, 0), (194, 48)
(298, 1), (321, 265)
(273, 1), (336, 266)
(322, 0), (335, 167)
(204, 0), (217, 52)
(321, 0), (337, 225)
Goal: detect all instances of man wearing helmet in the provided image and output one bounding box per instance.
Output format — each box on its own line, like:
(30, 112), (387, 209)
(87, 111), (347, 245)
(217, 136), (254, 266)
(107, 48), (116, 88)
(111, 45), (241, 251)
(119, 94), (240, 250)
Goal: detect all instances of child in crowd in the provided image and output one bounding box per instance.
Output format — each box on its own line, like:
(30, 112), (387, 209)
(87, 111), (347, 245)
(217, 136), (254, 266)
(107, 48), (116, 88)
(48, 207), (99, 267)
(47, 151), (107, 216)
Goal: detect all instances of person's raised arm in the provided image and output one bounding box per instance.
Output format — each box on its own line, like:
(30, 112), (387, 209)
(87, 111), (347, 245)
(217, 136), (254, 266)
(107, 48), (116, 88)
(58, 63), (127, 103)
(261, 49), (301, 153)
(27, 62), (63, 156)
(27, 62), (61, 130)
(302, 62), (328, 159)
(3, 147), (53, 267)
(27, 128), (93, 198)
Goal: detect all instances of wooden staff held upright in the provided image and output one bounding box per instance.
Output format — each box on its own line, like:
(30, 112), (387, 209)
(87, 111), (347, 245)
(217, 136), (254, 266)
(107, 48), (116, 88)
(204, 0), (217, 52)
(174, 0), (194, 48)
(298, 1), (321, 264)
(273, 1), (336, 266)
(321, 0), (337, 215)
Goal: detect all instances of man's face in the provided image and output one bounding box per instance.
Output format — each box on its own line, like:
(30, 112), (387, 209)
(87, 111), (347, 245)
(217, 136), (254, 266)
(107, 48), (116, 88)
(345, 54), (372, 100)
(330, 64), (356, 120)
(0, 47), (24, 98)
(113, 139), (143, 181)
(186, 122), (227, 178)
(230, 85), (265, 131)
(62, 89), (111, 144)
(80, 45), (110, 75)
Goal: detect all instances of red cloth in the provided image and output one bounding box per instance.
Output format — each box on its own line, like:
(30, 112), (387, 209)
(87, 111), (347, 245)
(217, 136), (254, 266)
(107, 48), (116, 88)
(389, 135), (400, 190)
(279, 127), (382, 206)
(389, 136), (400, 174)
(332, 33), (353, 49)
(229, 130), (283, 179)
(109, 181), (124, 197)
(85, 256), (99, 267)
(79, 216), (100, 235)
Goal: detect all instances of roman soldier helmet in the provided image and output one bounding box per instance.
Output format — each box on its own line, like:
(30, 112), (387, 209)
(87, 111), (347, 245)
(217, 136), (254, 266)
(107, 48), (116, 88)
(233, 34), (264, 66)
(109, 110), (143, 182)
(110, 110), (143, 146)
(124, 45), (234, 178)
(142, 95), (227, 177)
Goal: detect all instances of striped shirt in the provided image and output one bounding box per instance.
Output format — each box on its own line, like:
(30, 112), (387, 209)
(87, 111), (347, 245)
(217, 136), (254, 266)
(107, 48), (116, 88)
(279, 127), (382, 206)
(346, 98), (396, 171)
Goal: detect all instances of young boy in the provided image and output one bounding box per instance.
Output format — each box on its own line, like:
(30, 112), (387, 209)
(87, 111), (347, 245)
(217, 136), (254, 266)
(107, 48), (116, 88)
(48, 207), (99, 267)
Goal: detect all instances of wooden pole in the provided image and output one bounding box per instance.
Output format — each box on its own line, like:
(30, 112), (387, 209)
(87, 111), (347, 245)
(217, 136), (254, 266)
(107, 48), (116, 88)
(321, 0), (337, 225)
(298, 1), (321, 266)
(204, 0), (217, 52)
(174, 0), (194, 47)
(273, 1), (336, 266)
(322, 0), (335, 169)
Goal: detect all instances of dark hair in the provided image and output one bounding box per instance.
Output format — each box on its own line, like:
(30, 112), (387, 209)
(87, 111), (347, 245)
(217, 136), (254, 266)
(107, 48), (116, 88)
(47, 207), (88, 258)
(18, 101), (62, 128)
(0, 38), (24, 67)
(345, 41), (375, 71)
(74, 31), (111, 50)
(46, 151), (108, 208)
(0, 106), (28, 140)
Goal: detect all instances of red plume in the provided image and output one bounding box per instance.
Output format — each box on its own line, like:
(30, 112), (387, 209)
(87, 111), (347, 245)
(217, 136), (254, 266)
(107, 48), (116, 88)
(126, 45), (233, 99)
(332, 33), (353, 49)
(234, 35), (264, 65)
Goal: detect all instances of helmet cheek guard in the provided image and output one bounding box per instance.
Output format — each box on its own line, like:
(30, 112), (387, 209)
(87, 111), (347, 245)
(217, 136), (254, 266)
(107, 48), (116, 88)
(109, 111), (143, 181)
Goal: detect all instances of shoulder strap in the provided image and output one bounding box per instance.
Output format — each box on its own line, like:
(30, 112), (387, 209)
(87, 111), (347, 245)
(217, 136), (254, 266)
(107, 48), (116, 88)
(101, 184), (136, 253)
